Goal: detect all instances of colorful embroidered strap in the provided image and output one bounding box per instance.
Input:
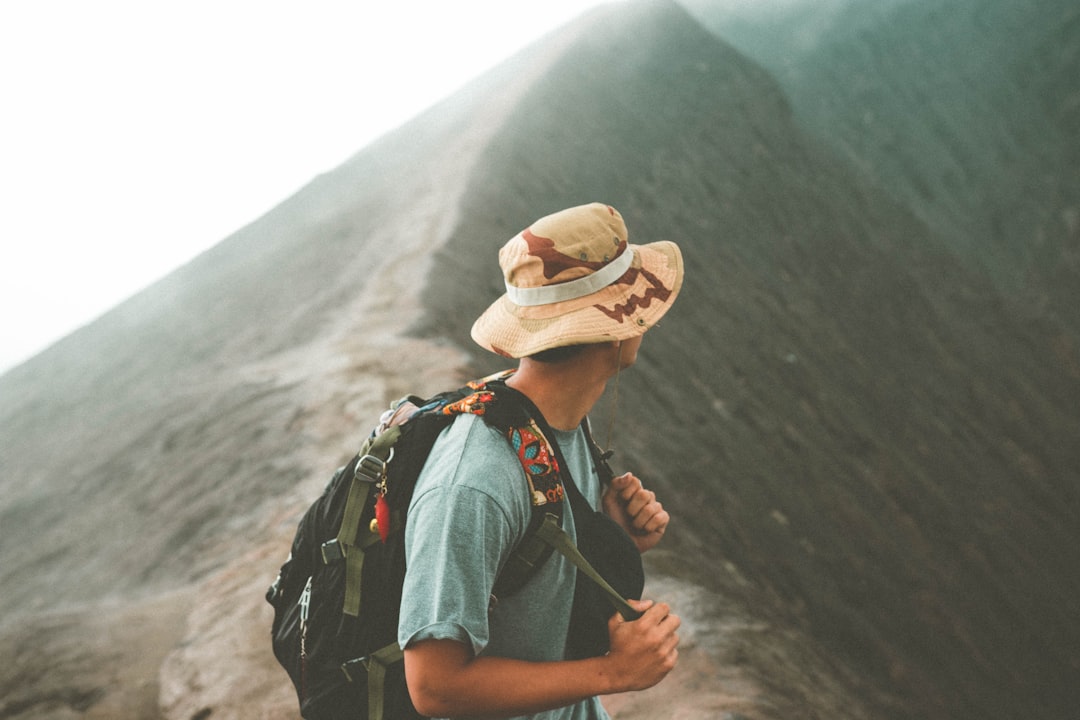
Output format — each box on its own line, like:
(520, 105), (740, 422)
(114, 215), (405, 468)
(509, 421), (565, 506)
(438, 373), (570, 603)
(448, 379), (637, 620)
(441, 372), (566, 511)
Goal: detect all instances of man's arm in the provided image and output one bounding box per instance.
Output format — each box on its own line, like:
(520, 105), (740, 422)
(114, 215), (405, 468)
(602, 472), (669, 553)
(404, 599), (680, 718)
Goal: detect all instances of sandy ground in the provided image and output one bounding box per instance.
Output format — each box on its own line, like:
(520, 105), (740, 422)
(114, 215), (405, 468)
(0, 567), (757, 720)
(0, 590), (191, 720)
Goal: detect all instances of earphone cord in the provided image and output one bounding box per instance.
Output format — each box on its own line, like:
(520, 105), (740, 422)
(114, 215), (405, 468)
(605, 343), (623, 453)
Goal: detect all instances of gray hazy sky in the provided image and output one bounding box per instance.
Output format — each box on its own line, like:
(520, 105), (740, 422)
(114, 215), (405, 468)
(0, 1), (618, 373)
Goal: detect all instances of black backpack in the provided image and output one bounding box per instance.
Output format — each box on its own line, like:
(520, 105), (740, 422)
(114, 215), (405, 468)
(266, 371), (643, 720)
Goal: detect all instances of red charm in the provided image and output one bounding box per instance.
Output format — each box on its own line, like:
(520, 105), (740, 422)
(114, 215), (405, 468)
(374, 493), (390, 543)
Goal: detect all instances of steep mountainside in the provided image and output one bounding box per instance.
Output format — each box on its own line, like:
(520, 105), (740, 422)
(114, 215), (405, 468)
(688, 0), (1080, 326)
(428, 1), (1080, 718)
(0, 24), (587, 718)
(1, 1), (1077, 719)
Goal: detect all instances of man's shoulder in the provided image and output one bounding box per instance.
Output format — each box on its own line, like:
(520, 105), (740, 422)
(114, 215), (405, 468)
(433, 411), (513, 456)
(416, 412), (525, 498)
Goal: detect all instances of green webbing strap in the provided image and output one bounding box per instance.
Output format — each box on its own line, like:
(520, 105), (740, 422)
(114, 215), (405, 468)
(364, 643), (405, 720)
(337, 426), (402, 617)
(533, 513), (642, 621)
(340, 642), (405, 720)
(342, 542), (368, 618)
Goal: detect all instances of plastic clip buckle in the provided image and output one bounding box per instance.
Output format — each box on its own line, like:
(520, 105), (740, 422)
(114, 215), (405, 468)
(321, 538), (345, 564)
(340, 656), (368, 683)
(354, 453), (387, 483)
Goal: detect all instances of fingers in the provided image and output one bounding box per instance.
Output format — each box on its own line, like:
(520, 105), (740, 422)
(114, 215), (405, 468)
(643, 601), (679, 629)
(613, 475), (657, 514)
(606, 598), (681, 692)
(610, 472), (638, 495)
(621, 486), (668, 535)
(612, 598), (653, 628)
(606, 473), (670, 551)
(635, 507), (670, 535)
(622, 485), (652, 513)
(645, 603), (681, 660)
(629, 601), (682, 661)
(619, 600), (678, 629)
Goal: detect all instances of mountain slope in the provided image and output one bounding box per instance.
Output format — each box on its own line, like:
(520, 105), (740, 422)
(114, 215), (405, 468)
(0, 22), (586, 719)
(427, 1), (1080, 718)
(1, 1), (1078, 719)
(688, 0), (1080, 325)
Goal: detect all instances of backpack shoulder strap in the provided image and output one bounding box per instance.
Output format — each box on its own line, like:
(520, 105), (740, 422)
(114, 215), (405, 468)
(330, 380), (490, 618)
(434, 373), (568, 603)
(581, 417), (616, 487)
(441, 371), (567, 514)
(329, 416), (414, 618)
(487, 382), (641, 621)
(353, 372), (634, 617)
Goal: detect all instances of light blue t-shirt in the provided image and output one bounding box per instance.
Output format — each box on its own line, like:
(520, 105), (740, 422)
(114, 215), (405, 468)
(398, 413), (610, 720)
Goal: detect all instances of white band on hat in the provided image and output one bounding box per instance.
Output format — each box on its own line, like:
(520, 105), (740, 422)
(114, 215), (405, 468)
(505, 248), (635, 307)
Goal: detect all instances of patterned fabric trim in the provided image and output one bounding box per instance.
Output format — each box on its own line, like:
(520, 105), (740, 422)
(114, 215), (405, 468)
(509, 421), (564, 507)
(441, 390), (496, 417)
(439, 374), (564, 509)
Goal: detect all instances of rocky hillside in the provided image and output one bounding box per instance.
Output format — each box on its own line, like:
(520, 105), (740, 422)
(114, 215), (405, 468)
(1, 1), (1077, 719)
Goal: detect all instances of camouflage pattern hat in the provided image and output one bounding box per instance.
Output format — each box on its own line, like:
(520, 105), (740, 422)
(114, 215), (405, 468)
(471, 202), (684, 358)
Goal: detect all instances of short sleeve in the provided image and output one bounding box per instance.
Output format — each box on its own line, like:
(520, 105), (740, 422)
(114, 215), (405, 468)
(397, 416), (529, 655)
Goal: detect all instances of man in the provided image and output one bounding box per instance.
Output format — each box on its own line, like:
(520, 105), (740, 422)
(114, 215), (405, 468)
(398, 202), (684, 719)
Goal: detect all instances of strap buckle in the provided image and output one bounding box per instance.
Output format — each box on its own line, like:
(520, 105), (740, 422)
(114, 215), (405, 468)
(341, 644), (405, 720)
(340, 643), (405, 682)
(355, 447), (393, 483)
(340, 656), (366, 683)
(321, 538), (345, 564)
(354, 454), (385, 483)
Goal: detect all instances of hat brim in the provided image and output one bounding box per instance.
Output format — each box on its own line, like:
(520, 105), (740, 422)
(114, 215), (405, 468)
(471, 240), (683, 358)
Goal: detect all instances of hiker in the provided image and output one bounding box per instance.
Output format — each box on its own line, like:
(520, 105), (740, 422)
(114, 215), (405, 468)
(398, 202), (685, 719)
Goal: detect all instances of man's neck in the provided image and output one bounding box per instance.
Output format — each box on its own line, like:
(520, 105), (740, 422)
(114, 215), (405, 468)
(506, 344), (621, 431)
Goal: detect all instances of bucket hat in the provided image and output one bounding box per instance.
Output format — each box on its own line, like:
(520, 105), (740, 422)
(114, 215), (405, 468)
(471, 202), (683, 358)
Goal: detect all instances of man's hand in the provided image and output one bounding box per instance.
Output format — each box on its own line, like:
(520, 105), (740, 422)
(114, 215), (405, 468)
(602, 472), (669, 553)
(403, 600), (681, 715)
(605, 599), (680, 691)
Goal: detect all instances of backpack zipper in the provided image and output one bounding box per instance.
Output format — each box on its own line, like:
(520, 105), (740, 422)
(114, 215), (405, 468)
(299, 575), (312, 701)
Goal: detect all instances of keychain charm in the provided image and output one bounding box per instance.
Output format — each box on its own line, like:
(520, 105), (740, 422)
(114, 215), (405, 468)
(370, 461), (391, 544)
(373, 492), (390, 543)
